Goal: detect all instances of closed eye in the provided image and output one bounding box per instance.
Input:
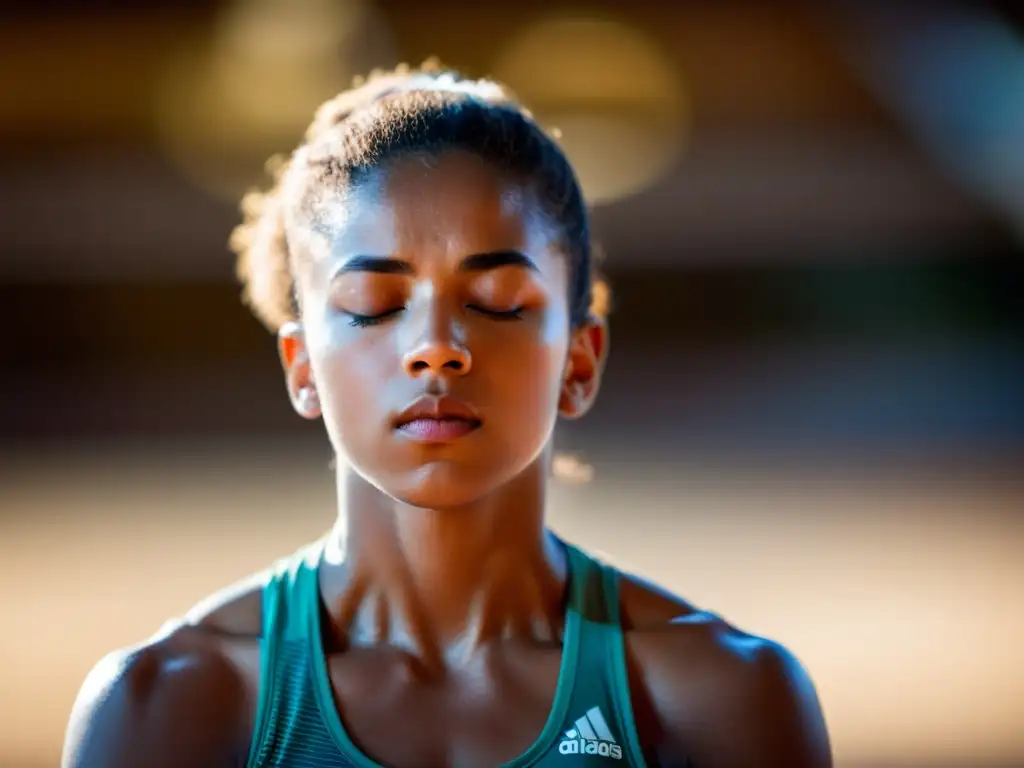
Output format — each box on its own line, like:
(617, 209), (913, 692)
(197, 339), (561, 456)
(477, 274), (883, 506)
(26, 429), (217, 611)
(345, 307), (405, 327)
(468, 305), (525, 321)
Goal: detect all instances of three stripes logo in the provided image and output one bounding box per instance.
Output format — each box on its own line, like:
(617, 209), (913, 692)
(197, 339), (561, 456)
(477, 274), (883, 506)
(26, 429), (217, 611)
(558, 706), (623, 760)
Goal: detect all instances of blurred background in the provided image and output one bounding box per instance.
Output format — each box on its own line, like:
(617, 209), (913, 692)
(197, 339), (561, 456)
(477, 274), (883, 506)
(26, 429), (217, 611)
(1, 0), (1022, 765)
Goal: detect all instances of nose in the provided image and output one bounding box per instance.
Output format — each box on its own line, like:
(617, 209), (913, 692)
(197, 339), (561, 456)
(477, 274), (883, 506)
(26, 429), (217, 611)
(402, 331), (472, 377)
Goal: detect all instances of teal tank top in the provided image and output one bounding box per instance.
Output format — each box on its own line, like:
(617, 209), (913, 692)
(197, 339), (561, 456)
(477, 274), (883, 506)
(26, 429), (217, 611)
(246, 541), (650, 767)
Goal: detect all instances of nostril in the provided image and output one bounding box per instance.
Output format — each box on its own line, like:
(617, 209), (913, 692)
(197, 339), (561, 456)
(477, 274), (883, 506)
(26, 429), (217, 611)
(409, 358), (464, 372)
(404, 345), (472, 376)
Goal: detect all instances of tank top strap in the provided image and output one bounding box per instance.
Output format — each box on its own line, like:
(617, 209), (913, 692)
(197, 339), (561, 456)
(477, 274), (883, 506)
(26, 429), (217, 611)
(245, 540), (650, 767)
(556, 544), (648, 766)
(246, 541), (332, 768)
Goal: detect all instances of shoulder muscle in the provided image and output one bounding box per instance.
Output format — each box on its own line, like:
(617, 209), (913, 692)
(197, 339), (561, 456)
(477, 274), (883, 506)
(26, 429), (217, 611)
(615, 572), (831, 767)
(62, 626), (251, 768)
(641, 618), (831, 768)
(705, 634), (831, 767)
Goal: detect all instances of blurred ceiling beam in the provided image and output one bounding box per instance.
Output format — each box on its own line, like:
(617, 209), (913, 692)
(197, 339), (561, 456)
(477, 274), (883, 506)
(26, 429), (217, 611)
(0, 5), (885, 142)
(0, 14), (203, 142)
(0, 130), (1000, 280)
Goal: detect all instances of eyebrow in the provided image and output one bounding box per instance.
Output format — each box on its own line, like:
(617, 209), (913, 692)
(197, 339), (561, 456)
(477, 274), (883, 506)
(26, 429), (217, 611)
(332, 250), (539, 277)
(459, 250), (539, 273)
(332, 255), (414, 276)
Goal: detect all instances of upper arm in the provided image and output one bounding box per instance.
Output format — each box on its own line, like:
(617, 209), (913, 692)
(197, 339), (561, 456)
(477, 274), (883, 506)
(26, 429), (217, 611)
(62, 636), (250, 768)
(726, 641), (832, 768)
(655, 635), (832, 768)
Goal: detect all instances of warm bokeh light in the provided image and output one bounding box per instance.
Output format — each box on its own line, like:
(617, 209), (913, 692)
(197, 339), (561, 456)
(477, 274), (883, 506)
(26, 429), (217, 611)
(492, 15), (688, 206)
(154, 0), (395, 199)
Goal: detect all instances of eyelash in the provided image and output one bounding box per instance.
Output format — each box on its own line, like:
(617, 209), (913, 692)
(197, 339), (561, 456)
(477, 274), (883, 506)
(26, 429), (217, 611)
(346, 308), (403, 328)
(469, 304), (525, 321)
(345, 305), (525, 327)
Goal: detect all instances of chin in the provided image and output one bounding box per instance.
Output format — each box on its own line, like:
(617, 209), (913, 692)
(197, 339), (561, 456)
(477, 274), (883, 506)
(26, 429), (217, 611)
(350, 437), (549, 510)
(389, 462), (502, 509)
(375, 448), (544, 509)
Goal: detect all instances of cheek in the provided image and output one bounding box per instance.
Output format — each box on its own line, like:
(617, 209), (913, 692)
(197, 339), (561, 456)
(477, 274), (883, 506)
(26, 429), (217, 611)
(479, 312), (569, 427)
(307, 318), (398, 429)
(537, 311), (572, 396)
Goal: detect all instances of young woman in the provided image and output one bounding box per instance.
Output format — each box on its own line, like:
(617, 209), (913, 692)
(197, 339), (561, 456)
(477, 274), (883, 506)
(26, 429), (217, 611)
(63, 63), (832, 768)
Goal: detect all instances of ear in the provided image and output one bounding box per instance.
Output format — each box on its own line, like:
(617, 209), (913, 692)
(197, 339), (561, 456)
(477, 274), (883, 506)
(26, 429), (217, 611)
(278, 321), (321, 420)
(558, 315), (608, 420)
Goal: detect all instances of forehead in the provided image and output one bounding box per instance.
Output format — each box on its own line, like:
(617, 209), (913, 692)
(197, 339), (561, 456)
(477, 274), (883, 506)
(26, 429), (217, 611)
(319, 151), (559, 266)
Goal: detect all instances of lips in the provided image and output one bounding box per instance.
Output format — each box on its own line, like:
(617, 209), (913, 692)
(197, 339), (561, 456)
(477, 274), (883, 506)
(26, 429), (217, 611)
(394, 395), (482, 443)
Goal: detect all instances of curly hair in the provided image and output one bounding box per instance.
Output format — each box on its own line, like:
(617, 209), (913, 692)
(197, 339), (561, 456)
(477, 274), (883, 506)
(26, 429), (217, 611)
(229, 60), (608, 333)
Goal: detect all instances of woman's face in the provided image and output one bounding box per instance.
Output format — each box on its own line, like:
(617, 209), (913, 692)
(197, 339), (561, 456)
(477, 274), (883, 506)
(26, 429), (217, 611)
(283, 150), (605, 508)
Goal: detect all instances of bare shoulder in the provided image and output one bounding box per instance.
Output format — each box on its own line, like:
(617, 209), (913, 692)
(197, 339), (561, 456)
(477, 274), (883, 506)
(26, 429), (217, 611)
(62, 574), (266, 768)
(616, 571), (832, 768)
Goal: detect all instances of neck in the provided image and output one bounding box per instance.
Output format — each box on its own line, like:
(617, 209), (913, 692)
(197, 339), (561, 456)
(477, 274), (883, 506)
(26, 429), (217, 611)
(321, 456), (568, 671)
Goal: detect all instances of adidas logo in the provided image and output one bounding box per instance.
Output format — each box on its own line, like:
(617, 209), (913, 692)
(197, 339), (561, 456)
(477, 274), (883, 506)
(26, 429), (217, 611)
(558, 706), (623, 760)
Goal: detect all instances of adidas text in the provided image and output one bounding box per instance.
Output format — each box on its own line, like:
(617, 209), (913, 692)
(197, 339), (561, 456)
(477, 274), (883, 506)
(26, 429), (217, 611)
(558, 706), (623, 760)
(558, 738), (623, 760)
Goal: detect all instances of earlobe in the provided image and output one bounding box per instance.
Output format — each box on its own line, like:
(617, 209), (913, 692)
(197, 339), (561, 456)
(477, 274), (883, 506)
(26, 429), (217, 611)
(558, 380), (585, 419)
(296, 386), (320, 418)
(278, 322), (321, 420)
